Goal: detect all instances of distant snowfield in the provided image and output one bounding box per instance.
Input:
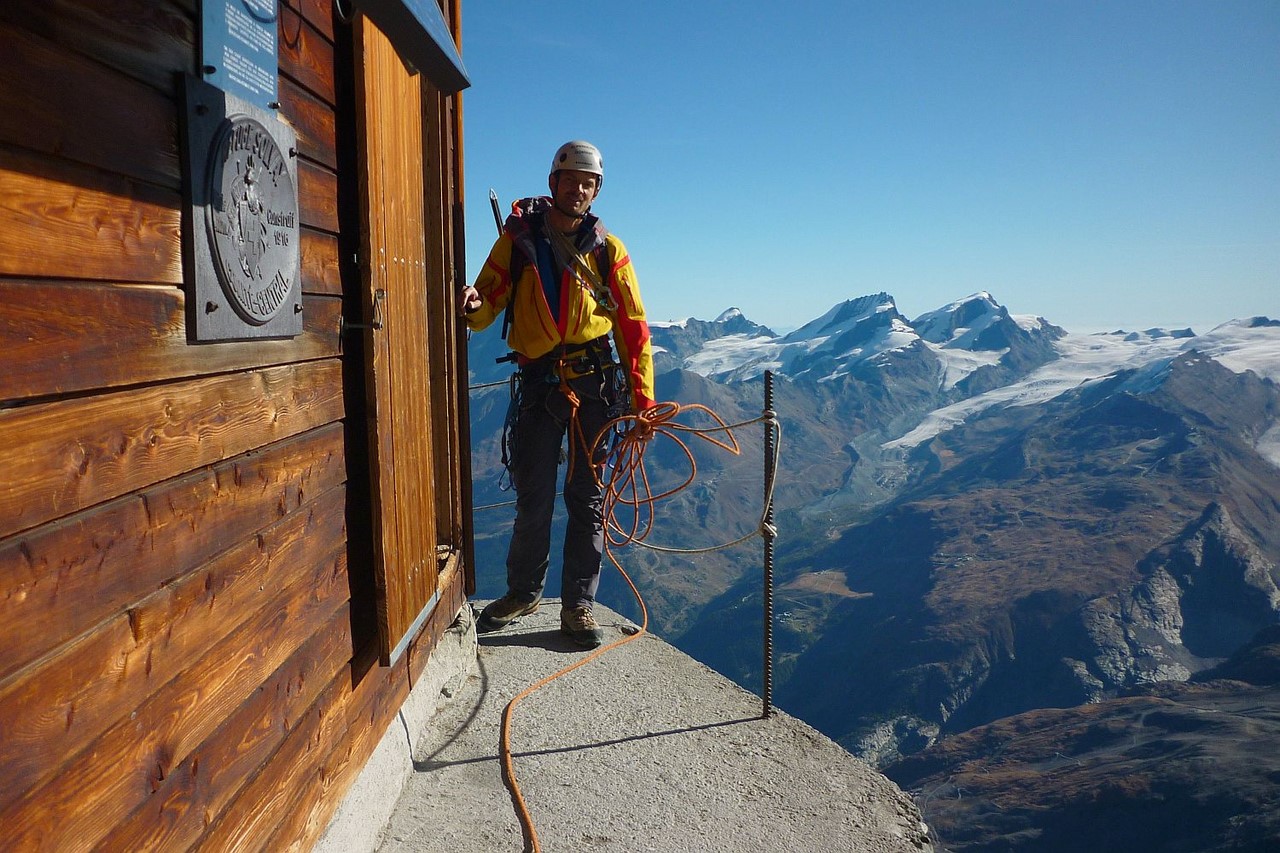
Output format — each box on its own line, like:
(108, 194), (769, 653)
(681, 333), (779, 377)
(1201, 321), (1280, 469)
(924, 341), (1007, 390)
(679, 324), (923, 382)
(681, 329), (993, 385)
(885, 321), (1280, 452)
(1186, 320), (1280, 382)
(661, 299), (1279, 467)
(682, 303), (937, 383)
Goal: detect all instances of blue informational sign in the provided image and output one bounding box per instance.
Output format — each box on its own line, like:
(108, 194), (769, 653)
(201, 0), (279, 110)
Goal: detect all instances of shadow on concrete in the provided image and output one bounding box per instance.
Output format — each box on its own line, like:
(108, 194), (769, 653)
(476, 627), (584, 653)
(413, 716), (758, 772)
(408, 645), (492, 771)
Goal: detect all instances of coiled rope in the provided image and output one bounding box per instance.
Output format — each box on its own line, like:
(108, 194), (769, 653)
(497, 399), (782, 853)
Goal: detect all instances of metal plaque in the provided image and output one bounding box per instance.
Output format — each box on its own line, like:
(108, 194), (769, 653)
(182, 75), (301, 341)
(201, 0), (279, 111)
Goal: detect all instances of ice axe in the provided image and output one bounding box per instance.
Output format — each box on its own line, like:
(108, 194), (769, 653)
(489, 188), (503, 236)
(488, 189), (517, 359)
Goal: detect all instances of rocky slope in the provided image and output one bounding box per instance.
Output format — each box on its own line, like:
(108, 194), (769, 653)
(884, 625), (1280, 852)
(684, 346), (1280, 756)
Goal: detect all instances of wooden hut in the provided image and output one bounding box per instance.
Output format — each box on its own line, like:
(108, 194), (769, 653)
(0, 0), (474, 847)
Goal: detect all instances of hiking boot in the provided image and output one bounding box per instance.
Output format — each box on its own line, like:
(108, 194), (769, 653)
(476, 593), (541, 634)
(560, 605), (604, 649)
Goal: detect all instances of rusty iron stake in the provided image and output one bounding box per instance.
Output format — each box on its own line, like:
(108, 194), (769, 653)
(762, 370), (776, 718)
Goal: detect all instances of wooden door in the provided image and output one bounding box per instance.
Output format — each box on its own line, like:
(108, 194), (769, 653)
(356, 16), (459, 664)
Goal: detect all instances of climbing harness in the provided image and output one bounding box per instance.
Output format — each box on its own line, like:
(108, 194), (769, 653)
(496, 395), (783, 853)
(497, 335), (628, 492)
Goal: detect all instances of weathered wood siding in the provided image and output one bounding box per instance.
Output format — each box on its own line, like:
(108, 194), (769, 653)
(0, 0), (468, 849)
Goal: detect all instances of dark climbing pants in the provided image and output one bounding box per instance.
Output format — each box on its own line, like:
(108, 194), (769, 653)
(505, 367), (615, 609)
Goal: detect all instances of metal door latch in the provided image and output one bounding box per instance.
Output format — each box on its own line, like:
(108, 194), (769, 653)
(343, 288), (385, 332)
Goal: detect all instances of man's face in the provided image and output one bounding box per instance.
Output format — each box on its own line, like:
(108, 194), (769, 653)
(550, 169), (600, 218)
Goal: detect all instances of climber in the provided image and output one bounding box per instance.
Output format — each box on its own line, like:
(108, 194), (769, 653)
(460, 140), (656, 648)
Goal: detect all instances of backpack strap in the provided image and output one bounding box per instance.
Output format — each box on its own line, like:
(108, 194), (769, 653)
(593, 241), (611, 307)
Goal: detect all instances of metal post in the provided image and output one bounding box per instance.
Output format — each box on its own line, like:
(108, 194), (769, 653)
(762, 370), (776, 718)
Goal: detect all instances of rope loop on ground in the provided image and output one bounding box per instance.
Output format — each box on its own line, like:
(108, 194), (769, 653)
(497, 398), (781, 853)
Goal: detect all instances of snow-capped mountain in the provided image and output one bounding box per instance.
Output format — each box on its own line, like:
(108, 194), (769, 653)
(886, 316), (1280, 462)
(649, 297), (1279, 461)
(910, 292), (1066, 394)
(647, 308), (775, 375)
(654, 292), (919, 383)
(650, 291), (1065, 393)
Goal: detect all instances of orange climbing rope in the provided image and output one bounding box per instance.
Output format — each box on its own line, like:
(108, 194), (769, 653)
(496, 399), (774, 853)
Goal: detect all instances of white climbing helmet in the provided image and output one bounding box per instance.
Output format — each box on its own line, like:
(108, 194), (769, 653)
(550, 140), (604, 187)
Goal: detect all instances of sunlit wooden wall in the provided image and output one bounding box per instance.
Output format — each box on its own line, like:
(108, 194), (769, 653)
(0, 0), (468, 848)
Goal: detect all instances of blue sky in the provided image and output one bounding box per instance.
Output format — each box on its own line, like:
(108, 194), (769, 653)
(457, 1), (1278, 334)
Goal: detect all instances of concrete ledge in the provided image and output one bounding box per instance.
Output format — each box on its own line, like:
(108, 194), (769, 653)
(315, 604), (478, 853)
(380, 601), (933, 852)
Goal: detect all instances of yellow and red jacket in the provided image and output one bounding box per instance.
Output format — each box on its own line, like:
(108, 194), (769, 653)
(467, 197), (656, 410)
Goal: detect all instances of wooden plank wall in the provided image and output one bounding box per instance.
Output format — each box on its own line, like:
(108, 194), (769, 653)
(0, 0), (468, 849)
